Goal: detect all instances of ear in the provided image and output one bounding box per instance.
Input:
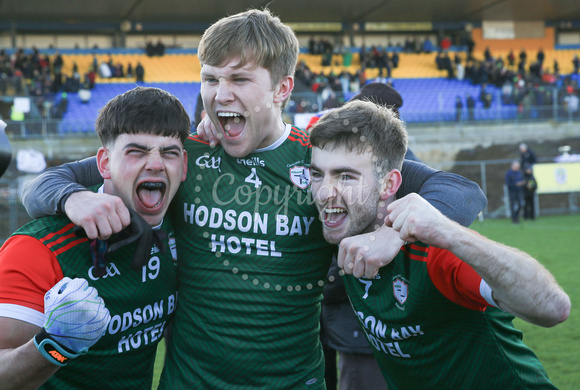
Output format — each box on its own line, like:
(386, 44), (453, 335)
(273, 75), (294, 105)
(181, 150), (188, 182)
(379, 169), (402, 200)
(96, 147), (111, 179)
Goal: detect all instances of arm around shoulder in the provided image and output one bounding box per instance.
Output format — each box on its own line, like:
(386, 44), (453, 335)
(398, 160), (487, 227)
(21, 156), (101, 218)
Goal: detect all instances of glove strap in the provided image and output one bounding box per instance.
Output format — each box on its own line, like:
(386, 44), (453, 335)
(34, 328), (84, 367)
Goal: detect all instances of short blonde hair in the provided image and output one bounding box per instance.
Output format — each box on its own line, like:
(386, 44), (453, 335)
(198, 9), (299, 94)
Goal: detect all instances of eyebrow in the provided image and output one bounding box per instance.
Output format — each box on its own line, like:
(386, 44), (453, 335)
(311, 163), (362, 176)
(200, 70), (252, 79)
(124, 143), (182, 152)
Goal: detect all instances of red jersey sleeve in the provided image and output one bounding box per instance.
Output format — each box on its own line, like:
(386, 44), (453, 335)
(426, 246), (489, 311)
(0, 235), (64, 314)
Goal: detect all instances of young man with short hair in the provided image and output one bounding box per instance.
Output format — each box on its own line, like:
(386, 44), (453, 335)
(0, 87), (189, 389)
(310, 100), (570, 389)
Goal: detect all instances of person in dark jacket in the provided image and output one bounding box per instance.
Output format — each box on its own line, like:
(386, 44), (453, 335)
(519, 142), (537, 167)
(522, 164), (537, 220)
(505, 160), (525, 223)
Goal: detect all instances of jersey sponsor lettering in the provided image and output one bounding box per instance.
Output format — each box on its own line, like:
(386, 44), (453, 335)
(183, 203), (315, 258)
(117, 321), (166, 353)
(356, 310), (423, 359)
(107, 293), (177, 353)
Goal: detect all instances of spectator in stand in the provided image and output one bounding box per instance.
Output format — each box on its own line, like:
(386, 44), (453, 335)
(435, 51), (445, 71)
(126, 63), (133, 79)
(440, 36), (452, 51)
(519, 48), (527, 65)
(466, 36), (475, 59)
(52, 51), (64, 74)
(422, 36), (434, 53)
(505, 160), (525, 224)
(564, 88), (579, 117)
(517, 57), (526, 76)
(135, 62), (145, 83)
(522, 164), (537, 221)
(98, 61), (112, 79)
(391, 50), (399, 68)
(484, 47), (492, 62)
(519, 142), (537, 167)
(466, 94), (476, 120)
(308, 36), (316, 54)
(455, 96), (463, 122)
(536, 48), (545, 67)
(480, 83), (492, 108)
(573, 54), (579, 74)
(155, 39), (166, 56)
(507, 49), (516, 67)
(403, 36), (414, 53)
(443, 52), (454, 79)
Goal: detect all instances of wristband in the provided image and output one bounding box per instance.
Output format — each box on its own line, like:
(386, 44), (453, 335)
(34, 328), (86, 367)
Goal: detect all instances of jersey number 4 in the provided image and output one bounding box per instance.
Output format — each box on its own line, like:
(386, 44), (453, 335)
(244, 168), (262, 188)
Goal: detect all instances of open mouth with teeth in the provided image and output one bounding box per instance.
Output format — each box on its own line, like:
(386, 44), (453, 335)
(323, 207), (348, 227)
(218, 112), (246, 138)
(137, 181), (167, 209)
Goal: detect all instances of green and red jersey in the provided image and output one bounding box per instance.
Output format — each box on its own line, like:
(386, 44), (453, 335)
(160, 124), (333, 389)
(0, 201), (178, 389)
(343, 242), (556, 390)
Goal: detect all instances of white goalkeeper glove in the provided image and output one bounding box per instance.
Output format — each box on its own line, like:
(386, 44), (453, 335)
(34, 277), (111, 366)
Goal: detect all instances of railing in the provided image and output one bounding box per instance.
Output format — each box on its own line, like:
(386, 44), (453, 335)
(284, 88), (580, 126)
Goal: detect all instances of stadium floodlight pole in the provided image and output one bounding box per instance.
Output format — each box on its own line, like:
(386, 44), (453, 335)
(0, 120), (12, 177)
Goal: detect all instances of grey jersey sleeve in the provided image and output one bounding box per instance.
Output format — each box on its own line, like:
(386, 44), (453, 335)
(21, 156), (102, 218)
(398, 159), (487, 227)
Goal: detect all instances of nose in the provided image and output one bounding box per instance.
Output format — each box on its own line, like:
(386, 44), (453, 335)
(215, 80), (234, 105)
(145, 150), (164, 171)
(314, 176), (338, 204)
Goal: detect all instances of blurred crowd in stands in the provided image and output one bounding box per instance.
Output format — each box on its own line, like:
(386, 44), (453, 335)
(0, 47), (146, 122)
(2, 38), (580, 125)
(294, 36), (580, 120)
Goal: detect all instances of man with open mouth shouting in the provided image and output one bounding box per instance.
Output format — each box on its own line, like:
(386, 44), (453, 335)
(0, 87), (189, 389)
(309, 100), (570, 390)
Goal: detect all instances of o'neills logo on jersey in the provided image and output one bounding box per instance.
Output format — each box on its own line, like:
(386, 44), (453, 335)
(196, 155), (221, 172)
(289, 165), (311, 189)
(393, 276), (409, 307)
(236, 157), (265, 167)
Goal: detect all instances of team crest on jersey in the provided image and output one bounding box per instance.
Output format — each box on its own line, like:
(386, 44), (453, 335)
(168, 234), (177, 263)
(393, 276), (409, 306)
(289, 165), (311, 189)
